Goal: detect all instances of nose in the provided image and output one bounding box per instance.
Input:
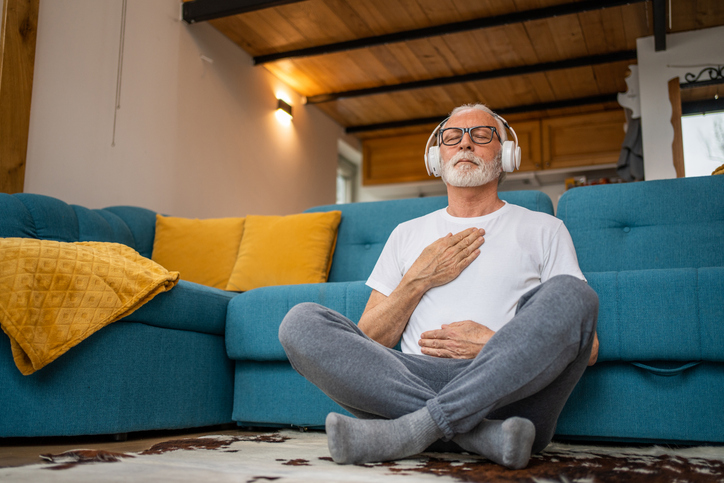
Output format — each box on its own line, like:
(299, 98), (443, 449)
(459, 130), (475, 151)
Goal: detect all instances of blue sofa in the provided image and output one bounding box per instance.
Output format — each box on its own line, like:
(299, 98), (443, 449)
(226, 176), (724, 445)
(0, 194), (235, 437)
(2, 176), (722, 445)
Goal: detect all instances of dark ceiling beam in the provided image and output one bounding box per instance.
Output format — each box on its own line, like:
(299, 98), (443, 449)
(306, 50), (637, 104)
(652, 0), (667, 51)
(183, 0), (307, 24)
(253, 0), (647, 65)
(344, 94), (619, 134)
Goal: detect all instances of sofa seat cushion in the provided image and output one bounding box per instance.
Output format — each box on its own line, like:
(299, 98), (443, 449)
(121, 280), (234, 335)
(588, 267), (724, 363)
(226, 281), (371, 361)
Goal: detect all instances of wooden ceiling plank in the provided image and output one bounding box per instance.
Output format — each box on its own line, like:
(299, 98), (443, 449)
(252, 0), (647, 64)
(596, 6), (630, 53)
(576, 10), (610, 55)
(546, 14), (589, 59)
(526, 71), (556, 101)
(501, 22), (541, 66)
(591, 61), (632, 95)
(403, 37), (459, 79)
(317, 0), (376, 38)
(620, 2), (653, 45)
(521, 18), (558, 63)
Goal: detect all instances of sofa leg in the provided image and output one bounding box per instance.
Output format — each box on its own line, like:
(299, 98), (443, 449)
(112, 433), (128, 442)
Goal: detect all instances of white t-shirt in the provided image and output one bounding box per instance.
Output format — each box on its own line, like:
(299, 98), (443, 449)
(366, 202), (585, 355)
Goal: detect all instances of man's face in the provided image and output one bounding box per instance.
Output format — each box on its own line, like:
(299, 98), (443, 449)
(439, 109), (502, 188)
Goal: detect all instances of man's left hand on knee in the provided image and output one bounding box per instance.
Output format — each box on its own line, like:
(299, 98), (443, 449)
(419, 320), (495, 359)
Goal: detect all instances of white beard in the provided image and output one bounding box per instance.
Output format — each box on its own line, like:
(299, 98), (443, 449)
(441, 150), (502, 188)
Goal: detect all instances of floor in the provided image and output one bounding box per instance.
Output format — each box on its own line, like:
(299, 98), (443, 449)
(2, 425), (724, 483)
(0, 424), (242, 468)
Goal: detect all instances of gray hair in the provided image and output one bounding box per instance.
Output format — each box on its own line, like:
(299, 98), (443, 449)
(446, 104), (508, 143)
(444, 103), (509, 185)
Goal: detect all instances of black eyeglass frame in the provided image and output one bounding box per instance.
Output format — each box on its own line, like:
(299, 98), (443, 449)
(439, 125), (502, 146)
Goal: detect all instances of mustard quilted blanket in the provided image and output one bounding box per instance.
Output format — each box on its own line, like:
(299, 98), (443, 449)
(0, 238), (179, 375)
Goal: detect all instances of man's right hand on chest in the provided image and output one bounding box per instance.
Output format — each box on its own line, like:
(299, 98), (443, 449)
(403, 227), (485, 291)
(358, 227), (485, 348)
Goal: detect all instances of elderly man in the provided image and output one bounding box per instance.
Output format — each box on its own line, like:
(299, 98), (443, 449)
(279, 104), (599, 470)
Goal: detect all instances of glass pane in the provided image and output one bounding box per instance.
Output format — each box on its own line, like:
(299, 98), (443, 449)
(682, 111), (724, 177)
(336, 174), (347, 204)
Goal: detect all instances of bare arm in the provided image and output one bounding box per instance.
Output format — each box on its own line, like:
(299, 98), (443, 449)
(358, 227), (485, 347)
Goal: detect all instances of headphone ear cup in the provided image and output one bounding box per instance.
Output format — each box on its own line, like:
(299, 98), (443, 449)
(426, 146), (442, 177)
(501, 141), (516, 173)
(515, 145), (522, 170)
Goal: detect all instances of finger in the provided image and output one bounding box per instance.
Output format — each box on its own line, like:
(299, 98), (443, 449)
(421, 347), (452, 358)
(448, 227), (480, 246)
(419, 329), (449, 340)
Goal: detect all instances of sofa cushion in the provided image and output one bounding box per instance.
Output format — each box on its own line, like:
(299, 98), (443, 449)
(588, 267), (724, 363)
(0, 195), (36, 239)
(152, 215), (245, 289)
(72, 205), (136, 247)
(102, 206), (158, 259)
(226, 281), (371, 360)
(12, 194), (80, 242)
(0, 194), (158, 258)
(225, 212), (342, 292)
(305, 191), (554, 283)
(122, 280), (234, 335)
(557, 176), (724, 272)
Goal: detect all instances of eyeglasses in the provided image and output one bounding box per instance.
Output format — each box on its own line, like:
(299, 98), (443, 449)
(439, 126), (501, 146)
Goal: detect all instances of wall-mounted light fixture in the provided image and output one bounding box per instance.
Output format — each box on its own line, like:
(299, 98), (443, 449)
(275, 98), (293, 123)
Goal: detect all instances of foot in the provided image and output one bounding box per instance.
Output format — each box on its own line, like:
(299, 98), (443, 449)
(453, 417), (535, 470)
(325, 408), (443, 465)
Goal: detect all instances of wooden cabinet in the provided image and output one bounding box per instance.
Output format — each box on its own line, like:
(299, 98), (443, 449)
(362, 132), (431, 185)
(361, 109), (625, 186)
(541, 110), (626, 170)
(512, 119), (542, 172)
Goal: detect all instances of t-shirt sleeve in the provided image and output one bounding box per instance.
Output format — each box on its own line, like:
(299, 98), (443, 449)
(541, 221), (586, 283)
(366, 226), (405, 296)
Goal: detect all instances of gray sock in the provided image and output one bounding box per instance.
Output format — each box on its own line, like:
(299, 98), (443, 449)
(325, 407), (443, 464)
(452, 417), (536, 470)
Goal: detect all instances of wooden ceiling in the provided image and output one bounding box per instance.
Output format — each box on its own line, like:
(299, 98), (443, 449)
(185, 0), (724, 137)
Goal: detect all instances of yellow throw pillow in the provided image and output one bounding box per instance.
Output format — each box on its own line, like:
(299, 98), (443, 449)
(225, 211), (342, 292)
(152, 215), (245, 289)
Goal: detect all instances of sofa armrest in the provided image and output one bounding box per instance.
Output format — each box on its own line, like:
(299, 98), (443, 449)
(121, 280), (235, 335)
(226, 281), (372, 361)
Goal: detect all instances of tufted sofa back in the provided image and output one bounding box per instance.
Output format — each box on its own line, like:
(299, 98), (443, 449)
(0, 194), (158, 259)
(556, 176), (724, 272)
(306, 191), (554, 283)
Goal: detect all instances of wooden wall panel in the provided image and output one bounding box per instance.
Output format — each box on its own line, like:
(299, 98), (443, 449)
(0, 0), (39, 194)
(541, 110), (625, 169)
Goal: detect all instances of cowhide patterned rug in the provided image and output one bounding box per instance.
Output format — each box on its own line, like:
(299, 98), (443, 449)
(2, 430), (723, 482)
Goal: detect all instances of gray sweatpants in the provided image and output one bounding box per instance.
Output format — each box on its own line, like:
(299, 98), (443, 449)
(279, 275), (598, 453)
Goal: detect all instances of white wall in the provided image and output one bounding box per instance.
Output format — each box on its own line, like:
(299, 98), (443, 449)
(637, 25), (724, 180)
(24, 0), (342, 218)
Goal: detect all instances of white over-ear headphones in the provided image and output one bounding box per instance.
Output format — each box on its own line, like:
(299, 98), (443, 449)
(424, 113), (521, 177)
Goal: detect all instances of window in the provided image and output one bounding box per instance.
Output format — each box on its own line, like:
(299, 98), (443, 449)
(682, 111), (724, 177)
(336, 156), (357, 204)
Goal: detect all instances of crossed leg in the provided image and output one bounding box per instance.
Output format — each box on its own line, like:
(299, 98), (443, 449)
(279, 275), (598, 468)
